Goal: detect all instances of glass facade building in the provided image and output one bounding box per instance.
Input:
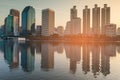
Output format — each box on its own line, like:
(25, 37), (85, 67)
(5, 15), (14, 36)
(22, 6), (35, 35)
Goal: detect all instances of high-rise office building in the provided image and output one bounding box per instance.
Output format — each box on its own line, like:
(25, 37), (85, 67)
(92, 4), (100, 35)
(42, 8), (55, 36)
(101, 4), (110, 35)
(83, 6), (90, 35)
(22, 6), (35, 35)
(10, 9), (20, 36)
(71, 6), (77, 20)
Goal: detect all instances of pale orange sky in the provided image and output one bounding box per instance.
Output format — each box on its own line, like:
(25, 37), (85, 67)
(0, 0), (120, 28)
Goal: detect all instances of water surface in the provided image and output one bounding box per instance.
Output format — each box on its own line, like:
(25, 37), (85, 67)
(0, 39), (120, 80)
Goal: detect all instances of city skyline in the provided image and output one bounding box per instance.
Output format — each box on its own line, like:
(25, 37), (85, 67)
(0, 0), (120, 28)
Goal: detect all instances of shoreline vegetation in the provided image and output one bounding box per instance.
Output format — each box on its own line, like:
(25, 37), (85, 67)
(25, 35), (120, 43)
(1, 34), (120, 43)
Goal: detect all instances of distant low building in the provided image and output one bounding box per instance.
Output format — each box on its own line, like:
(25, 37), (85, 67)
(36, 25), (42, 35)
(105, 24), (116, 37)
(65, 21), (72, 35)
(56, 26), (64, 36)
(117, 27), (120, 36)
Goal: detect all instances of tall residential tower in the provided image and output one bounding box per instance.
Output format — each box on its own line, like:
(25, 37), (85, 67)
(83, 6), (90, 35)
(101, 4), (110, 35)
(65, 6), (81, 35)
(70, 6), (77, 20)
(92, 4), (100, 35)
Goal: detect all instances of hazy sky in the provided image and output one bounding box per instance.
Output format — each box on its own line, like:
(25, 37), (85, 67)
(0, 0), (120, 28)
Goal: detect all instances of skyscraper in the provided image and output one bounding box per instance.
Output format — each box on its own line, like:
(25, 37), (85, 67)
(22, 6), (35, 35)
(101, 4), (110, 35)
(92, 4), (100, 35)
(71, 6), (77, 20)
(42, 8), (55, 36)
(10, 9), (20, 36)
(83, 6), (90, 35)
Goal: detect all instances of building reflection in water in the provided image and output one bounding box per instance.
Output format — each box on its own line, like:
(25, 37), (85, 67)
(117, 45), (120, 54)
(101, 44), (116, 76)
(64, 44), (81, 74)
(20, 42), (35, 72)
(53, 43), (64, 54)
(4, 39), (19, 69)
(101, 45), (110, 76)
(91, 44), (100, 78)
(1, 40), (119, 77)
(82, 44), (90, 74)
(41, 43), (54, 71)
